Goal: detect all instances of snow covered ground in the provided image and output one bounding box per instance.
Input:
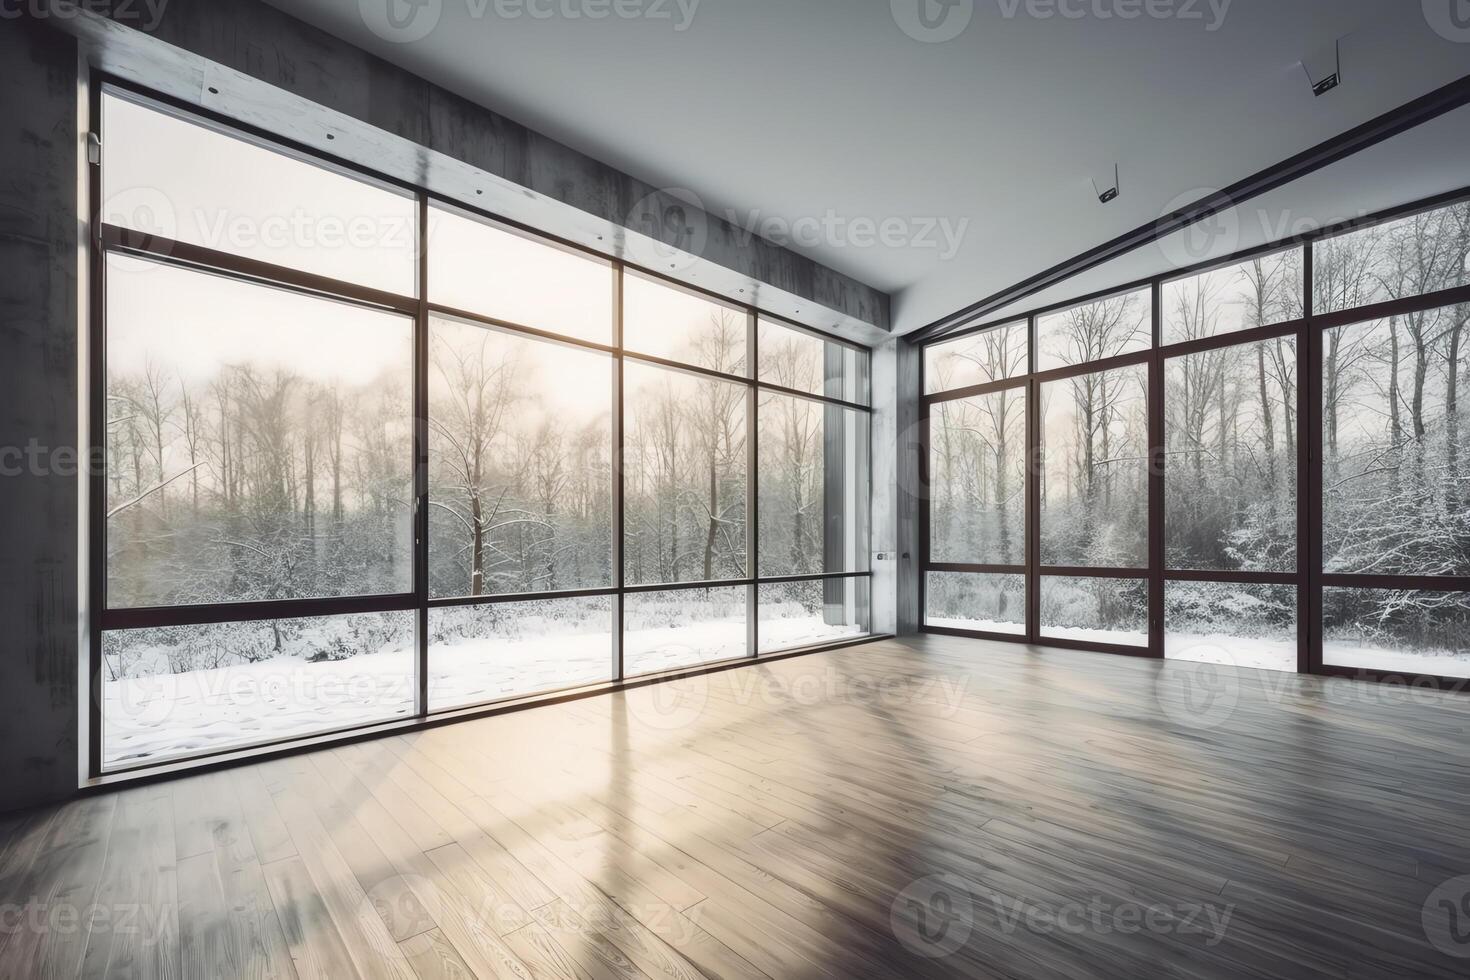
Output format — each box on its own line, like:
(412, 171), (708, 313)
(921, 617), (1470, 676)
(1165, 633), (1296, 672)
(923, 617), (1299, 671)
(1323, 643), (1470, 679)
(103, 613), (860, 767)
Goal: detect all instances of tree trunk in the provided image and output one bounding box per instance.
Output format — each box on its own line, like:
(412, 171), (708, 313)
(470, 492), (484, 596)
(1257, 344), (1275, 486)
(703, 456), (718, 581)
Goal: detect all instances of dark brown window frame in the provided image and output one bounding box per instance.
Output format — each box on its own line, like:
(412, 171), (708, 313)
(920, 186), (1470, 692)
(87, 76), (878, 779)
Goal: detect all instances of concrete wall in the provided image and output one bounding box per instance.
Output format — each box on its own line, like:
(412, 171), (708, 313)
(0, 21), (81, 813)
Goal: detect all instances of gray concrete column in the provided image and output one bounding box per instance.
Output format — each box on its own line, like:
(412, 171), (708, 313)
(0, 21), (81, 813)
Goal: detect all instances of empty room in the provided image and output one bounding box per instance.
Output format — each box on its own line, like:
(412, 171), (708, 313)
(4, 1), (1470, 977)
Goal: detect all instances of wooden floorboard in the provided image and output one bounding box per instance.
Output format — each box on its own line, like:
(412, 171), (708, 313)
(4, 635), (1470, 978)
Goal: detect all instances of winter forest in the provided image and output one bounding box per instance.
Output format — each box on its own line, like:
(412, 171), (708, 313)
(101, 245), (869, 765)
(926, 200), (1470, 673)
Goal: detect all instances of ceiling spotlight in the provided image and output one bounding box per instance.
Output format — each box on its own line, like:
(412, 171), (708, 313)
(1302, 39), (1342, 97)
(1091, 163), (1120, 205)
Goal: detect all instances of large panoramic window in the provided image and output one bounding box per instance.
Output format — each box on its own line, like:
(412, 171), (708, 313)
(427, 206), (615, 345)
(1323, 589), (1470, 679)
(104, 255), (414, 608)
(924, 572), (1025, 636)
(1322, 307), (1469, 577)
(102, 91), (416, 294)
(924, 319), (1027, 393)
(757, 393), (869, 577)
(94, 87), (873, 774)
(624, 272), (748, 375)
(921, 179), (1469, 687)
(1036, 288), (1150, 372)
(1040, 363), (1149, 568)
(1160, 248), (1303, 346)
(1164, 336), (1297, 573)
(758, 316), (870, 403)
(1040, 575), (1147, 648)
(428, 596), (614, 711)
(1165, 582), (1296, 672)
(1321, 292), (1470, 679)
(623, 361), (749, 586)
(1313, 199), (1470, 314)
(427, 316), (614, 598)
(928, 387), (1025, 566)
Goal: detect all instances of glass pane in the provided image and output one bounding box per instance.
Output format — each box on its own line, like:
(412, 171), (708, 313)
(928, 388), (1026, 565)
(1165, 581), (1296, 672)
(1322, 311), (1470, 576)
(758, 579), (869, 654)
(1161, 248), (1303, 345)
(623, 273), (747, 376)
(102, 610), (415, 769)
(624, 586), (748, 676)
(1314, 201), (1470, 314)
(757, 317), (869, 404)
(923, 319), (1028, 394)
(623, 361), (747, 585)
(105, 254), (413, 608)
(428, 596), (613, 711)
(1165, 336), (1297, 572)
(1040, 363), (1149, 568)
(428, 207), (614, 345)
(428, 316), (614, 598)
(102, 92), (415, 295)
(1324, 588), (1470, 679)
(1039, 576), (1147, 646)
(1036, 288), (1150, 372)
(924, 572), (1025, 635)
(758, 394), (869, 577)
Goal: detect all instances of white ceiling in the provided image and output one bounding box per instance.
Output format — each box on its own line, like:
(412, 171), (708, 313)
(980, 101), (1470, 325)
(267, 0), (1470, 334)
